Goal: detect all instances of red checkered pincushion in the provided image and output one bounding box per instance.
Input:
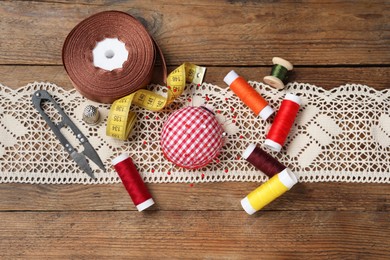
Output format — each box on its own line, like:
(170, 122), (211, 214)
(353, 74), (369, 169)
(160, 106), (224, 169)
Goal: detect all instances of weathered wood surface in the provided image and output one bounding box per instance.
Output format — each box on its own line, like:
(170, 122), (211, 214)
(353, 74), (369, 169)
(1, 66), (389, 91)
(0, 182), (389, 212)
(0, 0), (389, 65)
(1, 0), (389, 259)
(1, 211), (389, 259)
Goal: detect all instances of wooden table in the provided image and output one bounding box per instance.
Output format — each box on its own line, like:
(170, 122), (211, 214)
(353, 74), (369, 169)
(1, 1), (389, 259)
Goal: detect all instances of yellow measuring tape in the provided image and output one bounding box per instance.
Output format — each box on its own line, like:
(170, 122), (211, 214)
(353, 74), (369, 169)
(106, 63), (206, 140)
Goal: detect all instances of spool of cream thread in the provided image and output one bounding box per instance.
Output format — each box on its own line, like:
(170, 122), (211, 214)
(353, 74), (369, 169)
(241, 169), (298, 215)
(263, 57), (293, 89)
(224, 70), (274, 120)
(264, 93), (301, 152)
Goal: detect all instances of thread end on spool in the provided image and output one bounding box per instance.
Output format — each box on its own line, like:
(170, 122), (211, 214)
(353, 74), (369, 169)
(278, 168), (298, 189)
(224, 70), (239, 86)
(241, 197), (256, 215)
(112, 153), (129, 166)
(242, 143), (257, 160)
(264, 139), (282, 152)
(263, 76), (285, 89)
(259, 105), (274, 121)
(272, 57), (293, 70)
(136, 198), (155, 211)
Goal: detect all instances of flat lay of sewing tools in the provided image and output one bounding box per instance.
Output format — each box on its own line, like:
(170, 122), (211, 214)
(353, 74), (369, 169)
(41, 9), (310, 214)
(32, 90), (106, 178)
(1, 2), (389, 258)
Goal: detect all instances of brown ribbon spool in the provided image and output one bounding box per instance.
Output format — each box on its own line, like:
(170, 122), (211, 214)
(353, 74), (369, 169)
(62, 11), (166, 104)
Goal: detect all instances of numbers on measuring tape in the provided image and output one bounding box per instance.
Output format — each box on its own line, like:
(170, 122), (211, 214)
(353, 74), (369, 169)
(157, 100), (165, 107)
(146, 97), (155, 106)
(138, 93), (146, 102)
(111, 133), (121, 139)
(113, 115), (122, 122)
(172, 68), (180, 74)
(111, 125), (121, 132)
(106, 63), (206, 140)
(171, 76), (181, 82)
(187, 68), (195, 79)
(115, 106), (125, 112)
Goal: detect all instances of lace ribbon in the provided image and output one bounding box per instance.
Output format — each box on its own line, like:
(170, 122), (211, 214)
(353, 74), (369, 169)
(0, 82), (389, 184)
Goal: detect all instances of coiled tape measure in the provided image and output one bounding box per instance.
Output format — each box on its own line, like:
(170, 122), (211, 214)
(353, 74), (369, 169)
(106, 63), (206, 140)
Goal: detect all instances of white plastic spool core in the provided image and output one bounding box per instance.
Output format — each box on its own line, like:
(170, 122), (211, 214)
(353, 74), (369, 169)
(259, 105), (274, 121)
(112, 153), (129, 166)
(278, 168), (298, 189)
(93, 38), (129, 71)
(284, 93), (302, 106)
(241, 197), (257, 215)
(242, 143), (257, 160)
(223, 70), (239, 86)
(136, 198), (155, 212)
(264, 138), (282, 152)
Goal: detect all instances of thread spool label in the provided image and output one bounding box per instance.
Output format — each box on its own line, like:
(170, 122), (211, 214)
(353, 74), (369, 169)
(106, 63), (206, 140)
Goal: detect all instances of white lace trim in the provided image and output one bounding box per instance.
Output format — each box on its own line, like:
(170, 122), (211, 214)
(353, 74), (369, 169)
(0, 82), (389, 184)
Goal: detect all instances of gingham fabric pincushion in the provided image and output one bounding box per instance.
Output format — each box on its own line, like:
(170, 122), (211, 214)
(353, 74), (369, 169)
(160, 106), (224, 169)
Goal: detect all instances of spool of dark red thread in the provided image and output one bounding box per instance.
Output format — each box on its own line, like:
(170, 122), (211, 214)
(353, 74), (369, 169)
(242, 143), (286, 178)
(241, 143), (299, 215)
(112, 154), (154, 211)
(265, 93), (301, 152)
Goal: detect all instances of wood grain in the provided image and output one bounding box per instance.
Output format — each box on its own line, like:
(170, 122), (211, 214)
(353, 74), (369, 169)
(0, 182), (388, 212)
(1, 0), (389, 258)
(0, 0), (389, 65)
(1, 66), (389, 91)
(0, 211), (389, 259)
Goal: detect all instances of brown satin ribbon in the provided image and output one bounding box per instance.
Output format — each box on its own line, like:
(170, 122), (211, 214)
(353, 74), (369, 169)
(62, 11), (167, 104)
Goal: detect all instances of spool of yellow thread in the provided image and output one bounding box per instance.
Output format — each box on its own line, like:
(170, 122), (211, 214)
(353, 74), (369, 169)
(241, 168), (298, 215)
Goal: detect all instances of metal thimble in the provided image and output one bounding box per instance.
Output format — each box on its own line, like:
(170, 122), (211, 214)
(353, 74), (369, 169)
(82, 105), (100, 125)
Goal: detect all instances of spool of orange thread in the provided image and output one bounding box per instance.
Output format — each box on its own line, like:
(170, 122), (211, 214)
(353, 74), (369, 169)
(264, 93), (301, 152)
(224, 70), (274, 120)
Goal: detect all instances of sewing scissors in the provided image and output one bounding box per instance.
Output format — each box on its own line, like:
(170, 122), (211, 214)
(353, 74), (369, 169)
(32, 90), (106, 178)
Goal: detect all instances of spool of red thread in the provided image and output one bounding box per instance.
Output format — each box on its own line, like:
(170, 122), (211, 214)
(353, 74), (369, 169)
(265, 93), (301, 152)
(112, 154), (155, 211)
(242, 143), (286, 178)
(224, 70), (274, 120)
